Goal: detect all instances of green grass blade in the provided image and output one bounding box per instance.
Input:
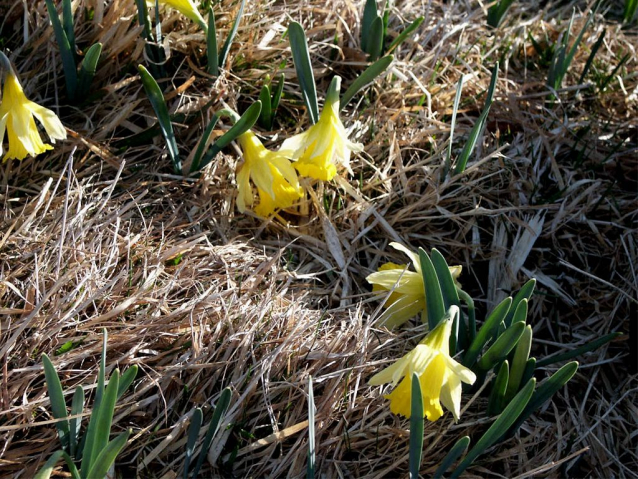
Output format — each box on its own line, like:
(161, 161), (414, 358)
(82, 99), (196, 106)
(190, 110), (226, 173)
(445, 75), (464, 176)
(289, 21), (319, 124)
(198, 101), (262, 171)
(418, 248), (446, 329)
(218, 0), (246, 72)
(117, 365), (138, 401)
(138, 65), (182, 174)
(340, 55), (393, 109)
(69, 386), (84, 457)
(191, 387), (232, 478)
(367, 16), (384, 60)
(487, 361), (509, 416)
(463, 296), (512, 368)
(433, 436), (470, 479)
(564, 13), (592, 75)
(578, 29), (605, 86)
(258, 84), (272, 130)
(504, 279), (535, 328)
(34, 450), (65, 479)
(487, 0), (515, 28)
(536, 332), (621, 367)
(77, 43), (102, 99)
(506, 325), (532, 401)
(477, 321), (526, 371)
(307, 376), (316, 479)
(408, 372), (424, 479)
(62, 0), (75, 57)
(271, 73), (285, 114)
(45, 0), (77, 99)
(453, 62), (498, 175)
(207, 8), (218, 76)
(450, 378), (536, 478)
(624, 0), (638, 23)
(42, 354), (70, 451)
(387, 16), (424, 53)
(361, 0), (378, 52)
(600, 53), (630, 91)
(507, 362), (578, 437)
(85, 429), (130, 479)
(184, 408), (203, 479)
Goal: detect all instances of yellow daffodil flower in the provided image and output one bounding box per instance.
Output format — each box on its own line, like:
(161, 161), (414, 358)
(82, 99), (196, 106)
(148, 0), (207, 31)
(366, 243), (462, 328)
(0, 63), (66, 162)
(280, 76), (362, 181)
(236, 131), (303, 217)
(369, 312), (476, 420)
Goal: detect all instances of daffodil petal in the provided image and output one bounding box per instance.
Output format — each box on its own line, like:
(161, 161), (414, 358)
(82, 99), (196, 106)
(378, 294), (424, 328)
(366, 269), (424, 295)
(28, 102), (67, 141)
(439, 372), (462, 422)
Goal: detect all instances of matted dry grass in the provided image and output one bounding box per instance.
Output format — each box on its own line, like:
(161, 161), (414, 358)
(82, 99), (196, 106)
(0, 0), (636, 477)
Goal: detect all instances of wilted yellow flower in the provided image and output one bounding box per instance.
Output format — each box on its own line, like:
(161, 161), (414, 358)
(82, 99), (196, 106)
(148, 0), (207, 30)
(0, 68), (66, 162)
(369, 314), (476, 420)
(280, 76), (362, 181)
(236, 131), (303, 217)
(366, 243), (462, 328)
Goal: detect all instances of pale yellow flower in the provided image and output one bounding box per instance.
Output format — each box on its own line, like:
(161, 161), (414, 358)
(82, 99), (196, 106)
(148, 0), (207, 30)
(0, 70), (66, 162)
(280, 76), (362, 181)
(369, 313), (476, 420)
(366, 243), (462, 328)
(236, 131), (303, 217)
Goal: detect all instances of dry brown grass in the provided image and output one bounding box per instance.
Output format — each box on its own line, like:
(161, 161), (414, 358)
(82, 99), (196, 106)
(0, 0), (636, 477)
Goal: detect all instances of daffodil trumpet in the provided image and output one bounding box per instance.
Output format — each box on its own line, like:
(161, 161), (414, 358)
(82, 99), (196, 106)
(280, 76), (363, 181)
(366, 242), (462, 328)
(369, 308), (477, 420)
(0, 51), (67, 162)
(147, 0), (208, 32)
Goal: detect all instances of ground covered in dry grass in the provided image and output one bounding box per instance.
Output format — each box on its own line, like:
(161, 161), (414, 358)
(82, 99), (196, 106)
(0, 0), (636, 477)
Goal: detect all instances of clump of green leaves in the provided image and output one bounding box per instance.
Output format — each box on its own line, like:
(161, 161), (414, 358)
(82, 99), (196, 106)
(361, 0), (423, 61)
(207, 0), (246, 76)
(257, 74), (285, 131)
(44, 0), (102, 103)
(134, 0), (167, 80)
(35, 329), (137, 479)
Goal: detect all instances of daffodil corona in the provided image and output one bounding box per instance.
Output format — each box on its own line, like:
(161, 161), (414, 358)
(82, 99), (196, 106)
(148, 0), (207, 31)
(369, 313), (476, 420)
(366, 243), (462, 328)
(0, 56), (66, 162)
(280, 76), (362, 181)
(236, 131), (303, 217)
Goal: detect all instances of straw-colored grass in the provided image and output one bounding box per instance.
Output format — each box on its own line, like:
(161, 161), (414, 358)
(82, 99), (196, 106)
(0, 0), (636, 477)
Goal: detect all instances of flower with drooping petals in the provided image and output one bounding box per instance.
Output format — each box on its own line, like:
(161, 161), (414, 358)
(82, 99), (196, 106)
(236, 130), (303, 217)
(366, 243), (462, 328)
(148, 0), (207, 31)
(279, 76), (362, 181)
(369, 313), (476, 420)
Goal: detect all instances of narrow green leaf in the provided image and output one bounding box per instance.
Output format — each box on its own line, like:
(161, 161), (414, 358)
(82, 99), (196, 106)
(453, 62), (499, 175)
(218, 0), (246, 71)
(42, 354), (70, 451)
(184, 408), (203, 479)
(77, 43), (102, 99)
(85, 429), (130, 479)
(62, 0), (75, 56)
(207, 8), (219, 76)
(600, 53), (630, 91)
(506, 325), (532, 400)
(69, 386), (84, 457)
(258, 84), (272, 130)
(340, 55), (393, 109)
(487, 0), (515, 28)
(445, 75), (464, 176)
(34, 450), (65, 479)
(578, 29), (605, 86)
(191, 387), (232, 478)
(418, 248), (446, 329)
(463, 296), (512, 368)
(457, 289), (476, 344)
(624, 0), (638, 23)
(307, 376), (316, 479)
(271, 73), (285, 114)
(507, 362), (578, 437)
(117, 365), (138, 401)
(408, 372), (424, 479)
(564, 13), (592, 77)
(138, 65), (182, 174)
(521, 357), (536, 387)
(504, 279), (535, 328)
(430, 249), (461, 312)
(361, 0), (378, 52)
(477, 321), (526, 371)
(433, 436), (470, 479)
(190, 110), (226, 173)
(45, 0), (77, 98)
(289, 21), (319, 124)
(450, 378), (536, 478)
(367, 16), (384, 60)
(197, 101), (262, 171)
(387, 16), (424, 53)
(487, 361), (509, 416)
(536, 332), (621, 367)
